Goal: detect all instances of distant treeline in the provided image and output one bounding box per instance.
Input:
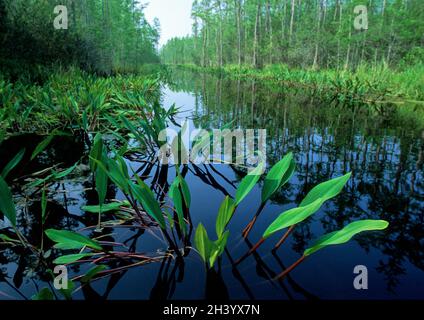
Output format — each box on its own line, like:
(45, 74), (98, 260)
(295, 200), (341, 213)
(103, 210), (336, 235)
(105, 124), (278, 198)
(0, 0), (160, 75)
(161, 0), (424, 70)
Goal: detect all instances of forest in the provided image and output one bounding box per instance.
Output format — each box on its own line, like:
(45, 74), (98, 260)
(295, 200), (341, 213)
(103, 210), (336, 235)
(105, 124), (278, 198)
(0, 0), (423, 303)
(161, 0), (424, 69)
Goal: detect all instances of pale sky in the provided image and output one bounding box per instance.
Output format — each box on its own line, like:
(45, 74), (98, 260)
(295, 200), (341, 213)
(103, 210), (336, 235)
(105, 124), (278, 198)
(143, 0), (194, 48)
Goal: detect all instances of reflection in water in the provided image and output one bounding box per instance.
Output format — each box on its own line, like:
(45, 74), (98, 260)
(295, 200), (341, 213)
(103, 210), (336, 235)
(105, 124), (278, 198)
(0, 69), (423, 300)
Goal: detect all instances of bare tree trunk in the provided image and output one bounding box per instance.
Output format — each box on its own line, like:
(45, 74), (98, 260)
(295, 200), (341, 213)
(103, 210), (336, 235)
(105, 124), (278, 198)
(252, 2), (261, 68)
(235, 0), (242, 66)
(289, 0), (295, 45)
(266, 0), (273, 64)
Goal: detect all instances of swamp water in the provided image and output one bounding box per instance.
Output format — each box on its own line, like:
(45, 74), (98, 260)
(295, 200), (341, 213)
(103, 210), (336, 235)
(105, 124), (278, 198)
(0, 69), (423, 300)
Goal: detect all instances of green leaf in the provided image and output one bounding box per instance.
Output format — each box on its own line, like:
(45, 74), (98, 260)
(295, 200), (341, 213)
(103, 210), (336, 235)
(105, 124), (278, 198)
(53, 253), (94, 264)
(31, 288), (54, 300)
(81, 201), (130, 213)
(31, 134), (55, 160)
(235, 161), (264, 206)
(169, 179), (187, 235)
(45, 229), (102, 251)
(1, 148), (25, 179)
(304, 220), (389, 256)
(81, 265), (107, 283)
(0, 175), (16, 226)
(194, 223), (217, 267)
(261, 153), (293, 203)
(89, 133), (103, 172)
(131, 179), (166, 229)
(209, 231), (230, 267)
(215, 196), (235, 238)
(41, 187), (48, 224)
(95, 158), (108, 207)
(300, 172), (352, 207)
(263, 198), (323, 239)
(177, 174), (191, 208)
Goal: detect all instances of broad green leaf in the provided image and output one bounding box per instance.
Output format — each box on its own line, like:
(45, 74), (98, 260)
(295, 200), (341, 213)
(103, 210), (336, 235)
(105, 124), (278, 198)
(169, 179), (187, 235)
(215, 196), (235, 238)
(31, 288), (54, 300)
(45, 229), (102, 251)
(31, 134), (55, 160)
(261, 153), (293, 203)
(131, 179), (166, 229)
(81, 201), (130, 213)
(177, 174), (191, 208)
(0, 234), (19, 243)
(81, 265), (107, 283)
(41, 187), (48, 224)
(262, 198), (323, 239)
(194, 223), (217, 267)
(235, 161), (264, 206)
(89, 133), (103, 171)
(0, 175), (16, 226)
(53, 162), (79, 179)
(304, 220), (389, 256)
(1, 148), (25, 179)
(95, 157), (108, 207)
(53, 253), (94, 264)
(300, 172), (352, 207)
(210, 231), (230, 267)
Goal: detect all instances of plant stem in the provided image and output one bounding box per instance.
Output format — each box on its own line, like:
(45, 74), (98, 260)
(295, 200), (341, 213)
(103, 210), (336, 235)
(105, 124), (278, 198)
(274, 255), (306, 281)
(242, 202), (266, 238)
(272, 225), (295, 252)
(235, 237), (265, 265)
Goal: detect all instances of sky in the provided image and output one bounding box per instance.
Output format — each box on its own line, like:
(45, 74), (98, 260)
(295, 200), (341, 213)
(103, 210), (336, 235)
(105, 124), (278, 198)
(143, 0), (194, 48)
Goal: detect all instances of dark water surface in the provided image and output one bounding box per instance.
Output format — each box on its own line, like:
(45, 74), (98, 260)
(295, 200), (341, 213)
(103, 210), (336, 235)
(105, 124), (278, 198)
(1, 70), (423, 300)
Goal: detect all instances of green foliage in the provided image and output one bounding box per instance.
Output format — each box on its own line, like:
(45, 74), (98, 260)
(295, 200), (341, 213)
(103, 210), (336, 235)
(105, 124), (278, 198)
(216, 196), (236, 238)
(31, 288), (54, 301)
(304, 220), (389, 256)
(235, 161), (264, 206)
(0, 0), (159, 74)
(0, 175), (16, 226)
(45, 229), (102, 251)
(194, 223), (229, 268)
(261, 153), (294, 203)
(263, 173), (351, 239)
(82, 201), (130, 214)
(1, 148), (25, 179)
(53, 253), (95, 265)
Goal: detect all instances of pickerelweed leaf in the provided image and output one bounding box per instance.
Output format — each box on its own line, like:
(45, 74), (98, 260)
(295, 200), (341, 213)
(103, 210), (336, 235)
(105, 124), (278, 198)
(81, 201), (130, 213)
(53, 253), (94, 264)
(261, 153), (293, 203)
(300, 172), (352, 207)
(45, 229), (102, 251)
(1, 148), (25, 179)
(194, 223), (217, 267)
(215, 196), (235, 238)
(0, 175), (16, 226)
(262, 198), (323, 239)
(95, 156), (108, 208)
(235, 161), (264, 206)
(41, 187), (48, 224)
(89, 133), (103, 172)
(31, 133), (55, 160)
(304, 220), (389, 256)
(131, 179), (166, 229)
(209, 230), (230, 267)
(169, 179), (187, 235)
(81, 265), (107, 283)
(31, 288), (54, 300)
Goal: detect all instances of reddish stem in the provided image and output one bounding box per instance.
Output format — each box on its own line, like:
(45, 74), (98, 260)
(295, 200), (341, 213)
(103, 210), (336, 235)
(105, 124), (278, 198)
(235, 237), (265, 265)
(274, 255), (306, 281)
(273, 225), (296, 251)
